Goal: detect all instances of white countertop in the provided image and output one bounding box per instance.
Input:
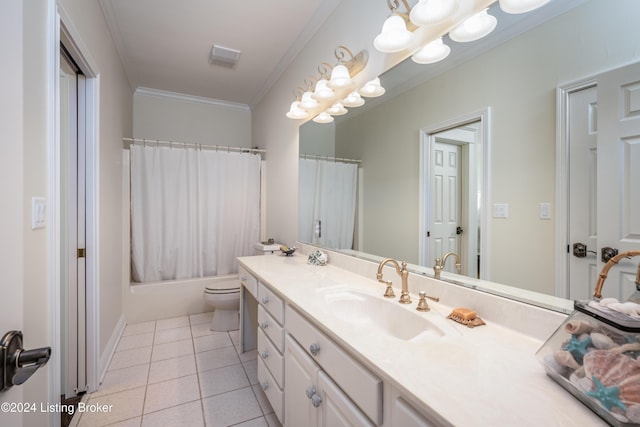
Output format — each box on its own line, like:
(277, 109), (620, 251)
(238, 253), (607, 426)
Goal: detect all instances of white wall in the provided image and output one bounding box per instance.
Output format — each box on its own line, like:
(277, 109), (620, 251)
(21, 1), (51, 423)
(57, 0), (133, 379)
(0, 2), (24, 426)
(299, 121), (335, 157)
(133, 90), (251, 147)
(1, 1), (132, 423)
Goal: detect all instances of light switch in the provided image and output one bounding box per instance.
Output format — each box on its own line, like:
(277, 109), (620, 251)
(539, 202), (551, 220)
(31, 197), (46, 229)
(493, 203), (509, 218)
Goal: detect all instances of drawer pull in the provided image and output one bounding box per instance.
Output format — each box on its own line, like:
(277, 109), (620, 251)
(311, 393), (323, 408)
(262, 296), (270, 304)
(306, 386), (316, 399)
(309, 343), (320, 356)
(259, 321), (269, 330)
(262, 381), (269, 391)
(260, 350), (269, 360)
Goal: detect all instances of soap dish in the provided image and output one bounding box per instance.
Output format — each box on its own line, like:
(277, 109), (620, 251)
(279, 245), (296, 256)
(447, 307), (485, 328)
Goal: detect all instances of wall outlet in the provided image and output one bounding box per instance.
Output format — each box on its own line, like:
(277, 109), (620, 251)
(492, 203), (509, 218)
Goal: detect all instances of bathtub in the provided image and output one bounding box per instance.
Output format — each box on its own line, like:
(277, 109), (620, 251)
(124, 274), (239, 324)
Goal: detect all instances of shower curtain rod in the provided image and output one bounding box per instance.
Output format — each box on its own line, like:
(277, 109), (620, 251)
(300, 153), (362, 164)
(123, 137), (266, 155)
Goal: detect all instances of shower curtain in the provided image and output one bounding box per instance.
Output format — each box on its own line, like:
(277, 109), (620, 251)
(299, 158), (358, 249)
(130, 144), (261, 282)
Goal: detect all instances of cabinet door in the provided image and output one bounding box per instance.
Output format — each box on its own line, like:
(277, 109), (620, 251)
(285, 335), (320, 427)
(393, 397), (437, 427)
(318, 371), (375, 427)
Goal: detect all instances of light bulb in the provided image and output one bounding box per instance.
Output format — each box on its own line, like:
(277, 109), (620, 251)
(412, 38), (451, 64)
(286, 101), (308, 120)
(374, 15), (413, 53)
(449, 9), (497, 43)
(410, 0), (458, 26)
(359, 78), (386, 98)
(499, 0), (550, 14)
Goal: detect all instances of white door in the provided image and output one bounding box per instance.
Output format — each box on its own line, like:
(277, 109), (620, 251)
(60, 47), (88, 398)
(429, 141), (462, 272)
(568, 85), (599, 300)
(596, 61), (640, 299)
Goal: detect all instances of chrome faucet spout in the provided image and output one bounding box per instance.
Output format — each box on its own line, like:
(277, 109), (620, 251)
(376, 258), (411, 304)
(433, 252), (462, 280)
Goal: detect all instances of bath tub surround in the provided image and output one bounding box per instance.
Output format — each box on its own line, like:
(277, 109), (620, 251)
(124, 275), (238, 324)
(238, 249), (602, 426)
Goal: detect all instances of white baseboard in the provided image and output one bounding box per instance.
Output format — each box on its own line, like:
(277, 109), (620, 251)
(98, 314), (126, 386)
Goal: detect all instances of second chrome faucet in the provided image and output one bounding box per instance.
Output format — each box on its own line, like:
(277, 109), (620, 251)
(433, 252), (461, 280)
(376, 258), (411, 304)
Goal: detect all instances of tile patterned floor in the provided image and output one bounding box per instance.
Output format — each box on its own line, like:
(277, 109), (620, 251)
(72, 313), (281, 427)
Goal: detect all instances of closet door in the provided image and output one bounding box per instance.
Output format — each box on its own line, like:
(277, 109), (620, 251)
(596, 61), (640, 299)
(60, 46), (88, 398)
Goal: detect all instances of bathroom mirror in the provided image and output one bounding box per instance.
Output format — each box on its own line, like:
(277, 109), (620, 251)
(298, 0), (640, 310)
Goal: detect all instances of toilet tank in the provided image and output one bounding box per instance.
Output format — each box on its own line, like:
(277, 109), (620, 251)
(254, 242), (281, 256)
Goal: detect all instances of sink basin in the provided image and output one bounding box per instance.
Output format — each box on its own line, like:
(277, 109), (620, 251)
(320, 288), (447, 341)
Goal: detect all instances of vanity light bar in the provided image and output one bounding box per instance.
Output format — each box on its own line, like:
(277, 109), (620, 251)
(286, 46), (379, 124)
(375, 0), (552, 65)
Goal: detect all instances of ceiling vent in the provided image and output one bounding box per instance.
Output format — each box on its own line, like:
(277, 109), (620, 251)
(210, 45), (241, 69)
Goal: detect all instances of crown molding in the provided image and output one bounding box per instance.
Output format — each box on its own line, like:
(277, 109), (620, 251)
(135, 87), (251, 112)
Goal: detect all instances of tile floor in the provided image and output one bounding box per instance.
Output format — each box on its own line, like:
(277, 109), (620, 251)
(71, 313), (281, 427)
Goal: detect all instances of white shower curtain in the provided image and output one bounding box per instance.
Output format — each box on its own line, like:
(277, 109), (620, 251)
(298, 158), (358, 249)
(130, 144), (261, 282)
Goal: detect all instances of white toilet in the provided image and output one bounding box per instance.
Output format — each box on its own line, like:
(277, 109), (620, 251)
(203, 281), (241, 331)
(204, 242), (280, 331)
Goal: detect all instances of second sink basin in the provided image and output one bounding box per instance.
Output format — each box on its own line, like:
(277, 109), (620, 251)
(319, 288), (448, 342)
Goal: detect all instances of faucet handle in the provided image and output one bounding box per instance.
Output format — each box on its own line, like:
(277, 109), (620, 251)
(416, 291), (430, 312)
(382, 280), (395, 298)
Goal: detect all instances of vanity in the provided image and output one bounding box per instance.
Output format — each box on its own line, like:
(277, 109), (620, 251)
(238, 248), (606, 426)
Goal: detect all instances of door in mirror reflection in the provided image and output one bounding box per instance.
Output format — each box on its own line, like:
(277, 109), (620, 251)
(421, 119), (482, 278)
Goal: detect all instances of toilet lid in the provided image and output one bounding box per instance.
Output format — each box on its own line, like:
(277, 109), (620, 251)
(205, 281), (240, 294)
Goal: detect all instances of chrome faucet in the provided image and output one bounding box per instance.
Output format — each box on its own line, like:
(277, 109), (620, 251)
(433, 252), (462, 280)
(593, 250), (640, 300)
(376, 258), (411, 304)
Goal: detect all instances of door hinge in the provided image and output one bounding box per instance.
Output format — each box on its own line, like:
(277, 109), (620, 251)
(77, 248), (86, 258)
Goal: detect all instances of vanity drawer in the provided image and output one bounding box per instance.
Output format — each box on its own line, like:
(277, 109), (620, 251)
(286, 306), (383, 425)
(239, 266), (257, 298)
(258, 305), (284, 352)
(257, 356), (284, 423)
(257, 327), (284, 388)
(258, 282), (284, 324)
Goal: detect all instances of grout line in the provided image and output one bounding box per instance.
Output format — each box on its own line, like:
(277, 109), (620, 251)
(89, 317), (269, 427)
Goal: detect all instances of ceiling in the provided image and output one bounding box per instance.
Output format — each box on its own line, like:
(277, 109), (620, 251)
(100, 0), (585, 111)
(100, 0), (343, 108)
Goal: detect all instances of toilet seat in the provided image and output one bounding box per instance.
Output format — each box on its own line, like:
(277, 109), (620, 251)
(204, 282), (240, 295)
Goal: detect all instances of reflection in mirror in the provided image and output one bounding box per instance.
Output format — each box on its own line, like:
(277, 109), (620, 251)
(422, 119), (483, 279)
(298, 0), (640, 311)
